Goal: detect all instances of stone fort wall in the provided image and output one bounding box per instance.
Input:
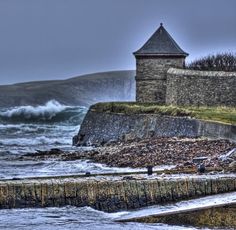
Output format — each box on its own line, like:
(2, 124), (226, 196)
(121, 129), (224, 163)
(166, 68), (236, 107)
(74, 109), (236, 146)
(136, 57), (185, 103)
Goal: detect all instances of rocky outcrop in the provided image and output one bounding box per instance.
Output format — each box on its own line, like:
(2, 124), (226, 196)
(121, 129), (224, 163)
(73, 109), (236, 146)
(0, 174), (235, 212)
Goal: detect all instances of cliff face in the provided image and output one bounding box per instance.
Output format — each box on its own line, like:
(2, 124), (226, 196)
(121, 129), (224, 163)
(73, 107), (236, 146)
(0, 70), (135, 107)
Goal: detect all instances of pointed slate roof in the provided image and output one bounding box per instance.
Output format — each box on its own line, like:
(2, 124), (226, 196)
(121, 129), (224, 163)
(134, 23), (188, 57)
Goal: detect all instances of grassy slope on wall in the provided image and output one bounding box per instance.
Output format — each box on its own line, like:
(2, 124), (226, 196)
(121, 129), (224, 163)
(91, 102), (236, 125)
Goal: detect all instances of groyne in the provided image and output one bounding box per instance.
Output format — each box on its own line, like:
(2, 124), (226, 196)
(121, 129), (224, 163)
(0, 174), (235, 212)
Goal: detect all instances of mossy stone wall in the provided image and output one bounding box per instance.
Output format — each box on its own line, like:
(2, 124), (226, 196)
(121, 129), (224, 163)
(74, 110), (236, 146)
(166, 68), (236, 106)
(0, 175), (235, 212)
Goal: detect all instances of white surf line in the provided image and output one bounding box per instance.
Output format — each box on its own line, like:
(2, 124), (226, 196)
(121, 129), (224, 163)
(117, 191), (236, 221)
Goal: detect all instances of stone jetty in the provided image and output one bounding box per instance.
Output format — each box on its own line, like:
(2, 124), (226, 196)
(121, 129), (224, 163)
(0, 173), (235, 212)
(118, 192), (236, 228)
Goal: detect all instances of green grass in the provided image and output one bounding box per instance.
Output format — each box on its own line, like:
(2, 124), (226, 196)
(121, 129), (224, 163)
(90, 102), (236, 125)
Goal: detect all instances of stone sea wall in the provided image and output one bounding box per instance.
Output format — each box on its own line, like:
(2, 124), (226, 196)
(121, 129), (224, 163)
(166, 68), (236, 106)
(74, 110), (236, 146)
(0, 175), (235, 212)
(198, 120), (236, 142)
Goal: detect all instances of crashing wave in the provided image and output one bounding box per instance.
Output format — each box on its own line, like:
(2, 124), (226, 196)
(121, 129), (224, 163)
(0, 100), (65, 119)
(0, 100), (87, 123)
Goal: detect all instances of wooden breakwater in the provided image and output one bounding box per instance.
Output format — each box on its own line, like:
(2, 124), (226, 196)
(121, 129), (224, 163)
(0, 174), (236, 212)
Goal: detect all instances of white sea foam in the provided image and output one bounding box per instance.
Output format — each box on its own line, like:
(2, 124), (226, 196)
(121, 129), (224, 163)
(0, 136), (71, 146)
(0, 124), (23, 129)
(0, 124), (43, 133)
(0, 123), (79, 133)
(0, 100), (67, 120)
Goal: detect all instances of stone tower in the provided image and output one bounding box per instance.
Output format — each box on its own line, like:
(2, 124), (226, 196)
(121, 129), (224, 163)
(134, 23), (188, 104)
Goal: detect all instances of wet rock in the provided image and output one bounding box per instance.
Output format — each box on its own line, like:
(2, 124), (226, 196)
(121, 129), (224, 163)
(85, 172), (91, 176)
(21, 137), (236, 170)
(183, 161), (193, 166)
(228, 161), (236, 172)
(122, 176), (136, 180)
(219, 148), (236, 162)
(24, 148), (64, 158)
(83, 138), (235, 168)
(122, 133), (136, 142)
(197, 164), (206, 173)
(73, 133), (86, 146)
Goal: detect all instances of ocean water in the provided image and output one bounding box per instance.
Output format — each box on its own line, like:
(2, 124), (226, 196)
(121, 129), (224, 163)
(0, 100), (230, 230)
(0, 100), (143, 179)
(0, 100), (92, 179)
(0, 206), (205, 230)
(2, 191), (233, 230)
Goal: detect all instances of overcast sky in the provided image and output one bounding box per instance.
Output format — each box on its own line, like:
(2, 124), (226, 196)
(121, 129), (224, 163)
(0, 0), (235, 84)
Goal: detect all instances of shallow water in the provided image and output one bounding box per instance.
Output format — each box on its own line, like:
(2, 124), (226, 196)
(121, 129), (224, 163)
(0, 100), (89, 178)
(0, 192), (234, 230)
(0, 205), (210, 230)
(2, 192), (234, 230)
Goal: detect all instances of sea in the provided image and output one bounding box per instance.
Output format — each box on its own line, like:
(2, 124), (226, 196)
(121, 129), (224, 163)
(0, 100), (225, 229)
(0, 99), (133, 179)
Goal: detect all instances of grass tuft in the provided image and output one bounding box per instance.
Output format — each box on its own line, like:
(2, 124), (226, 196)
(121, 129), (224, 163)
(91, 102), (236, 125)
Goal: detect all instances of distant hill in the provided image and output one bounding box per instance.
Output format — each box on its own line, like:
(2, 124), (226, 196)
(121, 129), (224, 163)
(0, 70), (135, 107)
